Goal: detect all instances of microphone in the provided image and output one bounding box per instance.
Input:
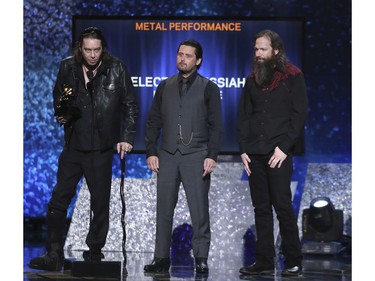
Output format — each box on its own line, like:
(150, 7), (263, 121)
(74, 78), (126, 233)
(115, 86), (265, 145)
(86, 70), (94, 80)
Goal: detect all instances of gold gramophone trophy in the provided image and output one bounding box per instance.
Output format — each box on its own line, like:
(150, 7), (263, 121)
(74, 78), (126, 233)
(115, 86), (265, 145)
(54, 84), (81, 121)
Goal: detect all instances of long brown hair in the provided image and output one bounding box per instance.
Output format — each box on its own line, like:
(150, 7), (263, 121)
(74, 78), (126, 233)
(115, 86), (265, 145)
(73, 27), (112, 65)
(254, 29), (288, 72)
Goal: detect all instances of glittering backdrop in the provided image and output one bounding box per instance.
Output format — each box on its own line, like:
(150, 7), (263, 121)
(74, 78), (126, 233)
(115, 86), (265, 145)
(64, 162), (351, 254)
(23, 0), (351, 245)
(64, 163), (292, 254)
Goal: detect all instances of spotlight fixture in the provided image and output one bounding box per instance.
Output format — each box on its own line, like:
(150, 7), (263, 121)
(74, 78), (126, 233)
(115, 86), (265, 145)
(301, 197), (345, 254)
(302, 197), (343, 242)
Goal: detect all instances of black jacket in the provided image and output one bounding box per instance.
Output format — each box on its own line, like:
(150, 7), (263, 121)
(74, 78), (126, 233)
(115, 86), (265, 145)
(53, 56), (139, 149)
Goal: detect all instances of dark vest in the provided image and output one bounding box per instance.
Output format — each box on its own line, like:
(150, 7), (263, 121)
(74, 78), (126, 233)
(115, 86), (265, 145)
(161, 74), (209, 154)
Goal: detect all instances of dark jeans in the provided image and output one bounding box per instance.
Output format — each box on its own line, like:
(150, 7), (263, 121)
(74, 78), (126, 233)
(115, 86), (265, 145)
(248, 153), (302, 268)
(48, 146), (113, 252)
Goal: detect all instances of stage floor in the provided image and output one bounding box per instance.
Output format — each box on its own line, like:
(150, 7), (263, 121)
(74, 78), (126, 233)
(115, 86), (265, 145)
(24, 242), (351, 281)
(23, 161), (352, 280)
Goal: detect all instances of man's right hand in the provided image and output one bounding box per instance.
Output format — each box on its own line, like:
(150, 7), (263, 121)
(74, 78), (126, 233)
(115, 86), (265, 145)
(240, 153), (251, 176)
(55, 115), (71, 125)
(147, 156), (159, 174)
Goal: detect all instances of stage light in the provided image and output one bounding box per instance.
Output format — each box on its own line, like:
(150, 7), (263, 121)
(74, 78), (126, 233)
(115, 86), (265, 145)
(308, 197), (335, 233)
(301, 197), (345, 254)
(302, 196), (343, 242)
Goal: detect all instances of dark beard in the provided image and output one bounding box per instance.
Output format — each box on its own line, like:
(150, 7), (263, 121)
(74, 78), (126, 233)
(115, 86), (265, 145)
(253, 56), (277, 87)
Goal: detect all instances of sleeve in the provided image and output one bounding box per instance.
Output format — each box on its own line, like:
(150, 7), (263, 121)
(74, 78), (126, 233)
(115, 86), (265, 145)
(236, 78), (253, 154)
(278, 72), (308, 154)
(145, 80), (166, 158)
(206, 80), (224, 161)
(52, 61), (66, 115)
(121, 63), (139, 145)
(52, 59), (79, 120)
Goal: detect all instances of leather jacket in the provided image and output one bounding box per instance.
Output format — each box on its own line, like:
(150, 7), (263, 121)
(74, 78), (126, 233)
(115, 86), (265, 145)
(53, 56), (139, 149)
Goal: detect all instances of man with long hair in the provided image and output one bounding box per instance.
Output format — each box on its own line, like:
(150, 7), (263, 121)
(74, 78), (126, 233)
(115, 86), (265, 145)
(29, 27), (138, 271)
(237, 29), (308, 277)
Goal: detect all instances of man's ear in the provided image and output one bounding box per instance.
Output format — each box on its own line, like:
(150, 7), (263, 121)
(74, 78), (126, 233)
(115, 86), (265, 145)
(273, 49), (279, 56)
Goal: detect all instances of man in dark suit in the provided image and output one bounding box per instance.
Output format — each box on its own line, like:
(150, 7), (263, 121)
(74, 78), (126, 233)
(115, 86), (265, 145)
(144, 39), (223, 274)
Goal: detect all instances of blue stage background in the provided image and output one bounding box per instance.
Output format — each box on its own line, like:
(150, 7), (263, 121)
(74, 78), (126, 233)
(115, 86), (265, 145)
(23, 0), (351, 218)
(73, 17), (304, 153)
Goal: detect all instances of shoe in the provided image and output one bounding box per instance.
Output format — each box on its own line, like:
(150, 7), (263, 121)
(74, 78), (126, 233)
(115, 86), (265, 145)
(239, 263), (274, 275)
(29, 253), (64, 271)
(195, 257), (209, 273)
(144, 257), (170, 273)
(282, 265), (302, 276)
(82, 250), (105, 261)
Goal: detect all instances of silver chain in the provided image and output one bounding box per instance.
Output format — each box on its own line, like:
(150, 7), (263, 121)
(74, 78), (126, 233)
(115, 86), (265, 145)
(178, 124), (193, 146)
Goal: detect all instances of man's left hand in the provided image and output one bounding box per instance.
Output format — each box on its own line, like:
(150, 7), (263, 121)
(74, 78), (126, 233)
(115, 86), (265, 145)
(203, 158), (216, 177)
(268, 146), (287, 168)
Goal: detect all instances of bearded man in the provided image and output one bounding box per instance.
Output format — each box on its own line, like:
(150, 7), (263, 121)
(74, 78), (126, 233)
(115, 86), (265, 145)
(144, 39), (223, 274)
(236, 29), (308, 277)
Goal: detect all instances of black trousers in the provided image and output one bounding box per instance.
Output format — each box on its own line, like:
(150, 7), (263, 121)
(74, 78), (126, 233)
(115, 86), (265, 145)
(248, 153), (302, 268)
(154, 149), (211, 259)
(47, 146), (113, 252)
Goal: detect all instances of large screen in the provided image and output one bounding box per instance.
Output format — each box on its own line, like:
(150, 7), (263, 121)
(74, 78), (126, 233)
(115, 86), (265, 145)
(73, 16), (304, 154)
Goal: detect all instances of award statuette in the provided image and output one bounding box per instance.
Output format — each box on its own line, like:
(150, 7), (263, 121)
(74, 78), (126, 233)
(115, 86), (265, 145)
(54, 84), (81, 121)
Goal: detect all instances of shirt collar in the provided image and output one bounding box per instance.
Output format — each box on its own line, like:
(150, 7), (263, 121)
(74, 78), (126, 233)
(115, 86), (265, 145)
(178, 71), (198, 84)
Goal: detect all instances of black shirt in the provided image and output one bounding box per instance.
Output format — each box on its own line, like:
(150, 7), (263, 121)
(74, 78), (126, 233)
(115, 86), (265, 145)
(236, 63), (308, 155)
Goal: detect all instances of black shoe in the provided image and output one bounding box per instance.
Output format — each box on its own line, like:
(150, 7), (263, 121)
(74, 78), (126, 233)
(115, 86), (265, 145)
(29, 253), (64, 271)
(82, 250), (105, 261)
(239, 263), (274, 275)
(282, 265), (302, 277)
(195, 258), (209, 273)
(144, 257), (170, 273)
